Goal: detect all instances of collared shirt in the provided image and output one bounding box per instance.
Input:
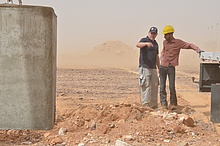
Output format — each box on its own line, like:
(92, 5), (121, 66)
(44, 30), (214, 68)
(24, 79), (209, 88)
(160, 38), (200, 67)
(139, 36), (159, 69)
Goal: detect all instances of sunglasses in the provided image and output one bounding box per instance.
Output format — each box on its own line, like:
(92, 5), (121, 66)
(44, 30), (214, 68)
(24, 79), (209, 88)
(150, 32), (157, 35)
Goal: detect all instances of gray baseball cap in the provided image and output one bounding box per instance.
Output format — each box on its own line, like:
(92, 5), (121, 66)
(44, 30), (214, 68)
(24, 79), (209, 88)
(149, 27), (158, 33)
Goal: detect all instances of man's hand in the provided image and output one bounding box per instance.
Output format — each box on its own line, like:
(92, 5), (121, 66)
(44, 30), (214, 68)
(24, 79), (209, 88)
(146, 42), (154, 48)
(198, 50), (205, 57)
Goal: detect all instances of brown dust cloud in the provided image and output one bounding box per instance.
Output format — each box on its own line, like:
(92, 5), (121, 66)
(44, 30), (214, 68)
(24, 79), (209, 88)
(57, 39), (219, 70)
(57, 40), (139, 69)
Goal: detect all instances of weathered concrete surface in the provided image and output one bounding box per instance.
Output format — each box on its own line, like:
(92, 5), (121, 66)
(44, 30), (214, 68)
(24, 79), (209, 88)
(0, 5), (57, 129)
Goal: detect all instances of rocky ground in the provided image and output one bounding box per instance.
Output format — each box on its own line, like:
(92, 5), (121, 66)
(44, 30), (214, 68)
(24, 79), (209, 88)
(0, 67), (220, 146)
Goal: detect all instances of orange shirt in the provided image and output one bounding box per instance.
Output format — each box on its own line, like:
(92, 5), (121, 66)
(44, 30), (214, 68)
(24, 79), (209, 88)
(160, 38), (200, 67)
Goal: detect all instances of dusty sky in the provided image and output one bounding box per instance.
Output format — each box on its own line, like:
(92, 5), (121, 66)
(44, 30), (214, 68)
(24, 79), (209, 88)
(1, 0), (220, 67)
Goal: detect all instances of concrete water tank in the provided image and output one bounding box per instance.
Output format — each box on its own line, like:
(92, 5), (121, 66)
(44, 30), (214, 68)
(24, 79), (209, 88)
(0, 4), (57, 129)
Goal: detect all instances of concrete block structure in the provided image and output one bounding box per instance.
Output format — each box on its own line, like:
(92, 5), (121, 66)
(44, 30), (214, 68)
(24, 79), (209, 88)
(0, 4), (57, 129)
(211, 84), (220, 123)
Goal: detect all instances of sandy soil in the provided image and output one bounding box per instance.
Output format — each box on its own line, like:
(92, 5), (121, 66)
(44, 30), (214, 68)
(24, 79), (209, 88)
(0, 41), (219, 145)
(0, 67), (220, 146)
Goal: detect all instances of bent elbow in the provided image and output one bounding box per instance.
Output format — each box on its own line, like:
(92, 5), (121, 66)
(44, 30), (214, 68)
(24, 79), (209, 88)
(136, 44), (140, 48)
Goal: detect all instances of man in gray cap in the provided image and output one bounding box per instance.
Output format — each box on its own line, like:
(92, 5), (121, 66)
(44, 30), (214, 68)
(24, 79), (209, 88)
(136, 27), (160, 109)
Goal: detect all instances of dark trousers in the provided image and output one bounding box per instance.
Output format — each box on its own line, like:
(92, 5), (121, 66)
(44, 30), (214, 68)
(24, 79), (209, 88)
(159, 65), (177, 106)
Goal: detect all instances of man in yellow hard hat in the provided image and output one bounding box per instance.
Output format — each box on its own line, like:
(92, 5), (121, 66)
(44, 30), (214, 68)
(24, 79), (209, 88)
(159, 25), (204, 110)
(136, 27), (160, 109)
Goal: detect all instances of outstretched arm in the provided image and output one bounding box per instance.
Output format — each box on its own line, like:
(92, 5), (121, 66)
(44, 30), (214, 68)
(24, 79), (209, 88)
(136, 42), (153, 48)
(180, 40), (203, 53)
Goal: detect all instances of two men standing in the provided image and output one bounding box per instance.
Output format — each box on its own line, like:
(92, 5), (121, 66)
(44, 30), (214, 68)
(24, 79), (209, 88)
(137, 25), (203, 110)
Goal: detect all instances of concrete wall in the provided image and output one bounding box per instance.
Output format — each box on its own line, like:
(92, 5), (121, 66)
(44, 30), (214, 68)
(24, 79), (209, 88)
(0, 5), (57, 129)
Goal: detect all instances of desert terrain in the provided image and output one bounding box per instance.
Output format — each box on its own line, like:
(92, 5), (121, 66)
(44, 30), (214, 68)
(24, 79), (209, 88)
(0, 41), (220, 146)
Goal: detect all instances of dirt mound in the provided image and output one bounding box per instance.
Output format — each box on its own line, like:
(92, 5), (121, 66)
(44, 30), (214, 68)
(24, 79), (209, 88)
(54, 102), (219, 145)
(87, 41), (138, 68)
(89, 40), (137, 58)
(58, 40), (139, 69)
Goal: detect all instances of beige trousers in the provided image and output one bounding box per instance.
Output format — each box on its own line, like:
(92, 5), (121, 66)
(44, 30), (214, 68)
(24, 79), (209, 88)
(139, 67), (159, 107)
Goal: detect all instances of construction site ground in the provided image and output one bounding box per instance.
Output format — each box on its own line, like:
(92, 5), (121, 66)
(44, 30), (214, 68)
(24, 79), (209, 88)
(0, 67), (220, 146)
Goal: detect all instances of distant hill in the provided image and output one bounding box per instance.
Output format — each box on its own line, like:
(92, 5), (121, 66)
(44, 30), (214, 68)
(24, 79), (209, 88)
(58, 40), (139, 69)
(87, 41), (138, 68)
(88, 40), (138, 58)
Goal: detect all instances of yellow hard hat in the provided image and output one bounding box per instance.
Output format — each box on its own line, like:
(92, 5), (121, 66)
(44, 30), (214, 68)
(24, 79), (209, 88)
(162, 25), (174, 34)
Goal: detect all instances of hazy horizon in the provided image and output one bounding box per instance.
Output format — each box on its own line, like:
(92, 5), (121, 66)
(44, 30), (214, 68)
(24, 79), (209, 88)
(1, 0), (220, 68)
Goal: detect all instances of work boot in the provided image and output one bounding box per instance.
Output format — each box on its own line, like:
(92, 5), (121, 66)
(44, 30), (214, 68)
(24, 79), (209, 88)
(170, 105), (177, 110)
(159, 104), (168, 110)
(142, 103), (154, 111)
(151, 105), (158, 109)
